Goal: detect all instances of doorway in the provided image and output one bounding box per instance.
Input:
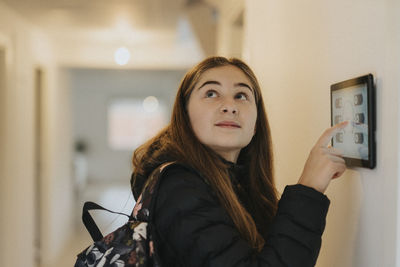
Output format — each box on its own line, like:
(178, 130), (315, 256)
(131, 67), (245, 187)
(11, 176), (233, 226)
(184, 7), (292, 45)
(34, 67), (44, 267)
(0, 47), (6, 267)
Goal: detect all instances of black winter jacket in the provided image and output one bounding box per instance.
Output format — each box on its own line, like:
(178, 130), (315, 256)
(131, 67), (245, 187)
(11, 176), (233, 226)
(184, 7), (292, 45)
(132, 163), (330, 267)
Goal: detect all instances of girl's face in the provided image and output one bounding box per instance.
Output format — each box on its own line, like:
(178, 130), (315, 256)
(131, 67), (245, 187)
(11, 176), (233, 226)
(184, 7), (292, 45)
(187, 65), (257, 163)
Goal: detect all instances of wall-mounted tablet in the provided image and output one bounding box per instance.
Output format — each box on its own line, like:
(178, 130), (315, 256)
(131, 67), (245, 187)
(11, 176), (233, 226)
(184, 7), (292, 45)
(330, 74), (376, 169)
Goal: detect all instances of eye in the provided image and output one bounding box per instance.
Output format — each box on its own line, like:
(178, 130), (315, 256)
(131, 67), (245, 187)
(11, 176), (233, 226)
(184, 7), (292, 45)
(205, 90), (218, 98)
(235, 92), (248, 101)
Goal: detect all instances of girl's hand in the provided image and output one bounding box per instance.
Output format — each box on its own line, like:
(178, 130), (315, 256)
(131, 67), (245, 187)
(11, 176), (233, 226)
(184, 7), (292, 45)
(297, 121), (349, 193)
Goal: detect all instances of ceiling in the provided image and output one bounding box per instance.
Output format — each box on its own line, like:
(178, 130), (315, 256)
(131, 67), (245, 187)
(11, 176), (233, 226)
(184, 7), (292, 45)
(1, 0), (218, 68)
(2, 0), (188, 31)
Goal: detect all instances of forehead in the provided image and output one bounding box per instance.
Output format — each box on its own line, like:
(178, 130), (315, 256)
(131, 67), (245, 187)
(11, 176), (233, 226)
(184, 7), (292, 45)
(197, 65), (252, 85)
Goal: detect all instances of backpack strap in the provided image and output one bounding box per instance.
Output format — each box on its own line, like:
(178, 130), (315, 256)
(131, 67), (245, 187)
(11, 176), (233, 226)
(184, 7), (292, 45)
(146, 162), (176, 222)
(82, 201), (131, 242)
(130, 162), (177, 222)
(81, 161), (176, 242)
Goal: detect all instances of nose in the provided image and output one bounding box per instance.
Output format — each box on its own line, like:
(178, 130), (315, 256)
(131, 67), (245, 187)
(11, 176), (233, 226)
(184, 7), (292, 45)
(220, 99), (238, 114)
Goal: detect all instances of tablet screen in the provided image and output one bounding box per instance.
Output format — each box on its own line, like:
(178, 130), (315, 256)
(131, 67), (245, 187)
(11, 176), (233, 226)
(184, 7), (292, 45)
(331, 84), (368, 160)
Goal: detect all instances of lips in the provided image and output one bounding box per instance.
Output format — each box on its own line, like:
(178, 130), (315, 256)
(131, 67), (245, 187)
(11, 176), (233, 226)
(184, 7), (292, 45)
(215, 121), (241, 128)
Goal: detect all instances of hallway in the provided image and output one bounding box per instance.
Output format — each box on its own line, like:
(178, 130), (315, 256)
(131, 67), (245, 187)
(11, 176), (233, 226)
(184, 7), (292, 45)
(1, 0), (400, 266)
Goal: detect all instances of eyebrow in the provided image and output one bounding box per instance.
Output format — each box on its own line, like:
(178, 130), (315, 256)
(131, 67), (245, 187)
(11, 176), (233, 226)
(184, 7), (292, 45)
(198, 80), (253, 93)
(236, 82), (253, 92)
(198, 80), (221, 89)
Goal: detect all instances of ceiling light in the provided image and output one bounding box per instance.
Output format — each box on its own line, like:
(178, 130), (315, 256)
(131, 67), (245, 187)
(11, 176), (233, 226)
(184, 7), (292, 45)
(114, 47), (131, 65)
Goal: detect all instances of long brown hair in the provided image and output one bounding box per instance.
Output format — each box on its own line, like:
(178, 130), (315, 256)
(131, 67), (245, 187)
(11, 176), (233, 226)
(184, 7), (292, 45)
(131, 56), (278, 251)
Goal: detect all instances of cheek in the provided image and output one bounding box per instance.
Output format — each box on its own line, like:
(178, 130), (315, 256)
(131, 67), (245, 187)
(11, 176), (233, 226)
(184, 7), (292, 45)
(247, 108), (258, 135)
(187, 102), (209, 138)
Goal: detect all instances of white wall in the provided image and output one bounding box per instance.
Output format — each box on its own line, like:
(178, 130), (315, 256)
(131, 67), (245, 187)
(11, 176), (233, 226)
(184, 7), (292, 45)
(245, 0), (400, 266)
(0, 33), (8, 267)
(0, 2), (74, 266)
(40, 65), (74, 266)
(0, 4), (37, 266)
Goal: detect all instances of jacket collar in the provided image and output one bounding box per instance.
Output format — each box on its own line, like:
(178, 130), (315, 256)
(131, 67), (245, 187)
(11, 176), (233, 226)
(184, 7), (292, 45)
(218, 155), (246, 186)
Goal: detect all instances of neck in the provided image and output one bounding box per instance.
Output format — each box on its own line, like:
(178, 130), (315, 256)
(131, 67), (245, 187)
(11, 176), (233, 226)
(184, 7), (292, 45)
(215, 150), (239, 163)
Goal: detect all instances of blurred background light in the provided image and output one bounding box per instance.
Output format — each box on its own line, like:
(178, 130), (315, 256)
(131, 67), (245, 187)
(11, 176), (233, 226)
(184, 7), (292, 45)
(143, 96), (159, 113)
(114, 47), (131, 65)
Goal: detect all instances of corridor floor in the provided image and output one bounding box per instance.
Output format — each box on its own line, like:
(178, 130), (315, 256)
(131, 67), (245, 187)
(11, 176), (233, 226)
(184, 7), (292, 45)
(44, 182), (135, 267)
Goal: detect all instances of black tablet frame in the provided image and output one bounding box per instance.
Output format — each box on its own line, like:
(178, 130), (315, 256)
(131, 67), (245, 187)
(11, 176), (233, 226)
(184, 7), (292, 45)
(330, 74), (376, 169)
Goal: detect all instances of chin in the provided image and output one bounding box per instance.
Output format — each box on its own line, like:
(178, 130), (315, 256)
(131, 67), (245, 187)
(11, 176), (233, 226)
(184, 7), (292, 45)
(208, 142), (248, 152)
(198, 134), (252, 152)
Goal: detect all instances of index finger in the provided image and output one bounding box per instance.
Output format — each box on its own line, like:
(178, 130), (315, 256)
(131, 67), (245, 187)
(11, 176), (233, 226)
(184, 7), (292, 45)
(315, 121), (349, 147)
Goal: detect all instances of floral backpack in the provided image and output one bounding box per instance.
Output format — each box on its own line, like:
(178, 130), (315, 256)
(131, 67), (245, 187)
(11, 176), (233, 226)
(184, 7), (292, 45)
(75, 162), (175, 267)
